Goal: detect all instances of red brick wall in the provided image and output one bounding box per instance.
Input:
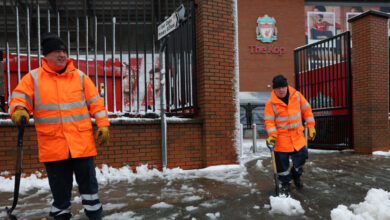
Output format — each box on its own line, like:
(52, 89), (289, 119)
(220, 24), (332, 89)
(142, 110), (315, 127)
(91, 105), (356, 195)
(0, 121), (203, 174)
(238, 0), (305, 92)
(195, 0), (238, 167)
(0, 0), (239, 174)
(95, 121), (203, 170)
(350, 11), (390, 153)
(0, 125), (43, 174)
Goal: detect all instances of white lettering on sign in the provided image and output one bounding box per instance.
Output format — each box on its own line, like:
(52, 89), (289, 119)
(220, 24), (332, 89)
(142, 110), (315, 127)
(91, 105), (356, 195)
(158, 13), (179, 40)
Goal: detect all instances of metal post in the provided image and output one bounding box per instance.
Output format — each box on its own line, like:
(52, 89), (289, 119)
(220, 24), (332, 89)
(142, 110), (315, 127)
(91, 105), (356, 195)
(103, 36), (107, 107)
(160, 38), (168, 169)
(305, 124), (308, 148)
(119, 0), (123, 111)
(47, 8), (50, 32)
(76, 16), (80, 68)
(16, 6), (21, 82)
(151, 0), (156, 111)
(66, 1), (70, 56)
(112, 17), (116, 112)
(93, 0), (97, 86)
(101, 0), (107, 107)
(127, 0), (132, 112)
(240, 124), (243, 158)
(0, 51), (5, 112)
(27, 6), (31, 72)
(135, 0), (140, 112)
(94, 16), (98, 87)
(3, 0), (10, 104)
(85, 13), (89, 76)
(57, 11), (60, 37)
(252, 123), (256, 153)
(6, 41), (9, 101)
(143, 0), (147, 112)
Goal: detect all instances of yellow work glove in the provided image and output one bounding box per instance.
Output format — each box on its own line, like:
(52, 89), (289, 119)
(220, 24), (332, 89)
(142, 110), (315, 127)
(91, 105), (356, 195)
(95, 126), (110, 147)
(266, 136), (276, 151)
(308, 127), (316, 141)
(11, 106), (30, 126)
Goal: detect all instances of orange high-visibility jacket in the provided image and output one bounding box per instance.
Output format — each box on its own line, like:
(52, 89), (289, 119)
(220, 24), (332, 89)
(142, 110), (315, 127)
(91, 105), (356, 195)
(264, 86), (315, 152)
(9, 59), (109, 162)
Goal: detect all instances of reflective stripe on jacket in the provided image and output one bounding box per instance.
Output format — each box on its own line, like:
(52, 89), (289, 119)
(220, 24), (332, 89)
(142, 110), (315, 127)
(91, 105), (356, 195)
(264, 86), (315, 152)
(9, 59), (109, 162)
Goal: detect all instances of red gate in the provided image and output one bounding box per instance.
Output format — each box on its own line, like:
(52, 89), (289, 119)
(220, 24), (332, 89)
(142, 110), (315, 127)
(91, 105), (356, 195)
(294, 32), (352, 150)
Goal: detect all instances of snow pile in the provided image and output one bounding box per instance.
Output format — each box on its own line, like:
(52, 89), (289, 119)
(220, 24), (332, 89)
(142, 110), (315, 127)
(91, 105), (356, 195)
(255, 160), (264, 169)
(103, 211), (141, 220)
(151, 202), (174, 209)
(103, 203), (127, 211)
(206, 212), (220, 219)
(0, 164), (249, 193)
(182, 196), (202, 203)
(95, 163), (250, 186)
(185, 206), (198, 211)
(330, 188), (390, 220)
(373, 150), (390, 156)
(269, 195), (305, 216)
(0, 173), (50, 194)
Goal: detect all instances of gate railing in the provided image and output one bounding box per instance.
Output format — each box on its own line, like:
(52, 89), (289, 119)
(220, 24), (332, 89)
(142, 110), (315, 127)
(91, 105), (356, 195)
(164, 1), (197, 116)
(0, 0), (197, 118)
(294, 31), (352, 149)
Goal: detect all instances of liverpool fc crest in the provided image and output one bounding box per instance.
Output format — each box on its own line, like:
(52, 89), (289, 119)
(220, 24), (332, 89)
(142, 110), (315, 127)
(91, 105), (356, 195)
(256, 15), (277, 43)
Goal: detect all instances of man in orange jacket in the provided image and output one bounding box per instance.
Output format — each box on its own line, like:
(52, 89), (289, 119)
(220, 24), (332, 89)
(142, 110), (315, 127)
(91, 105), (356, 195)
(264, 75), (316, 196)
(9, 32), (109, 220)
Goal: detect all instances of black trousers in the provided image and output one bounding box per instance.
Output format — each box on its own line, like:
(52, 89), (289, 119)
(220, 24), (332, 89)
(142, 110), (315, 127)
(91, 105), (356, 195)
(274, 147), (308, 184)
(44, 156), (102, 219)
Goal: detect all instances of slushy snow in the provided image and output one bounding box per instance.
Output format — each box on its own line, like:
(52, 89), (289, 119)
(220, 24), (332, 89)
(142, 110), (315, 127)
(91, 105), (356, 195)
(269, 195), (305, 215)
(330, 188), (390, 220)
(1, 140), (390, 219)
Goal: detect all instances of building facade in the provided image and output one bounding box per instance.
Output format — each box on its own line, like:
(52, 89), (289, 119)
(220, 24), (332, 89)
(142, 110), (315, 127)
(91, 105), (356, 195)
(238, 0), (390, 136)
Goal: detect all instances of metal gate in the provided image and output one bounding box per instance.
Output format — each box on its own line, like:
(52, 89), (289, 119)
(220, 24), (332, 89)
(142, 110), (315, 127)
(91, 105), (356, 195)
(294, 31), (352, 150)
(0, 0), (197, 117)
(164, 1), (197, 116)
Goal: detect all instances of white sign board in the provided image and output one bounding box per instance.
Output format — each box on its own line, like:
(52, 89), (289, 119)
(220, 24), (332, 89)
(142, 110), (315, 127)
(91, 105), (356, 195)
(158, 12), (179, 40)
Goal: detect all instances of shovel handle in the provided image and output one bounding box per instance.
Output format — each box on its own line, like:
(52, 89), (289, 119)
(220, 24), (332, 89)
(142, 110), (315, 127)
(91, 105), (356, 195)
(18, 117), (26, 146)
(6, 116), (27, 218)
(270, 150), (280, 196)
(271, 151), (278, 174)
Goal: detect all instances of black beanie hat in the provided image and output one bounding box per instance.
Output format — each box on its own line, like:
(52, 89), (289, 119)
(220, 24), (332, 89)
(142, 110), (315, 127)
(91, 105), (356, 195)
(41, 32), (67, 55)
(272, 75), (288, 89)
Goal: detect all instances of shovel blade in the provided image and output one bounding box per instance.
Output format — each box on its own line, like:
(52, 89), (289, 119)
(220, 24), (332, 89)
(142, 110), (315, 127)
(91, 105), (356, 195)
(6, 207), (18, 220)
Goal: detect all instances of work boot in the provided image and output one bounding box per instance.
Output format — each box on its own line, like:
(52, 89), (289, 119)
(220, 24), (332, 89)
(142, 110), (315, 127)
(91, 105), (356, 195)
(280, 182), (290, 196)
(293, 176), (303, 189)
(54, 214), (71, 220)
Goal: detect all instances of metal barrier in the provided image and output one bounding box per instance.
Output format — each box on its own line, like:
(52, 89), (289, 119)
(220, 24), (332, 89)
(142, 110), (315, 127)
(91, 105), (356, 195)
(0, 0), (197, 117)
(294, 32), (352, 150)
(165, 1), (197, 116)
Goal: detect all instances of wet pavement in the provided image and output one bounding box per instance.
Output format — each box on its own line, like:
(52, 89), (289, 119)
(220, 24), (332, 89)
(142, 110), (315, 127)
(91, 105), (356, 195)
(1, 147), (390, 220)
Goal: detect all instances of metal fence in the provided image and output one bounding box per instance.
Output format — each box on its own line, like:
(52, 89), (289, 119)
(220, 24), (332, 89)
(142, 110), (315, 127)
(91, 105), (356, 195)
(294, 31), (352, 150)
(0, 0), (197, 117)
(165, 4), (196, 116)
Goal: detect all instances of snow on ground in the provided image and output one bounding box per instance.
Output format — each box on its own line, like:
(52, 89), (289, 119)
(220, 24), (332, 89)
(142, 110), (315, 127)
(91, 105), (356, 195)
(95, 163), (251, 187)
(1, 139), (390, 219)
(103, 211), (140, 220)
(269, 195), (305, 216)
(373, 150), (390, 156)
(330, 188), (390, 220)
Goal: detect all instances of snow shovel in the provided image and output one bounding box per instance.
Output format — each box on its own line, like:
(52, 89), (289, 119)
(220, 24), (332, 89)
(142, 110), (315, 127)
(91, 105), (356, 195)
(6, 116), (27, 220)
(267, 139), (279, 196)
